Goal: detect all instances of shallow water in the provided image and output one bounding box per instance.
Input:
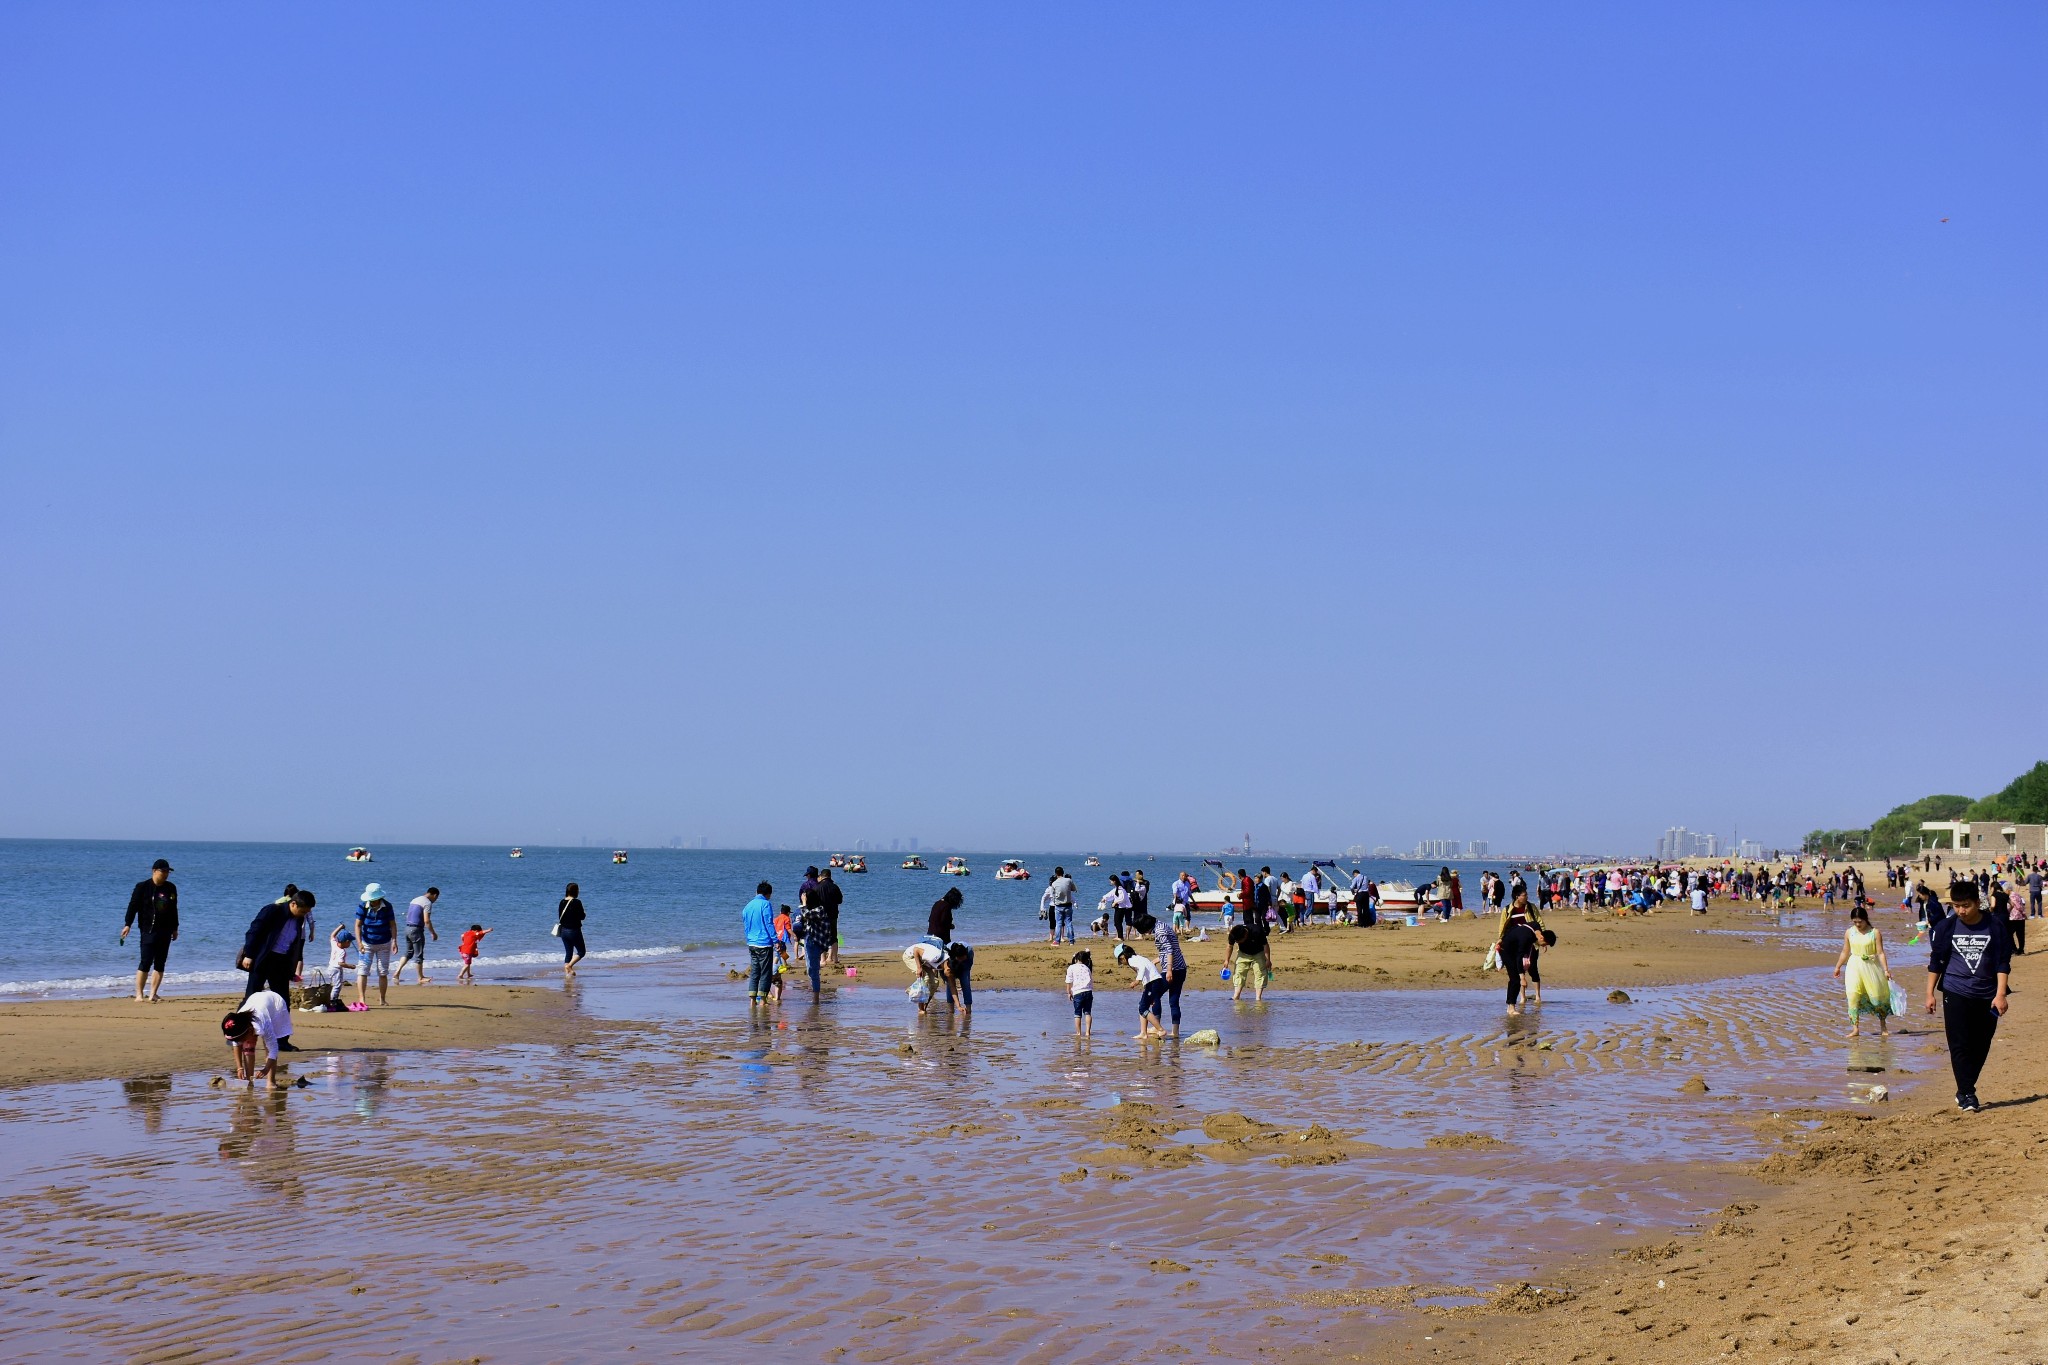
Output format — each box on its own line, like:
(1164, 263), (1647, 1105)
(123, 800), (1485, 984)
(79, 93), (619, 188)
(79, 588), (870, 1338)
(0, 963), (1941, 1362)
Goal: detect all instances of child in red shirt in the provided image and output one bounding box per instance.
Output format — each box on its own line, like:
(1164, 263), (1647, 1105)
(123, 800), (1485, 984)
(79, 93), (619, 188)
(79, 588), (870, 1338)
(457, 924), (491, 983)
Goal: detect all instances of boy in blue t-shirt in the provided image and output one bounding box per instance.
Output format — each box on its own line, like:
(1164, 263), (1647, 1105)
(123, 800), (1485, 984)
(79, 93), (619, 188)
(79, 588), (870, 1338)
(1925, 880), (2011, 1113)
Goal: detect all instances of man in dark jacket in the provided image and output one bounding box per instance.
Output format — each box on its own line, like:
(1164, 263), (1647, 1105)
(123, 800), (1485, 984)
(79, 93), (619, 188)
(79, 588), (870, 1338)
(239, 890), (314, 1024)
(121, 858), (180, 1002)
(815, 868), (845, 966)
(927, 886), (962, 944)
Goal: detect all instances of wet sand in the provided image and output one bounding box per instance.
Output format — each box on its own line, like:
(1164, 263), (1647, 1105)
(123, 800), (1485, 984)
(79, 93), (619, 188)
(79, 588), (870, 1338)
(0, 984), (594, 1088)
(0, 912), (1972, 1364)
(1360, 979), (2048, 1362)
(849, 901), (1836, 993)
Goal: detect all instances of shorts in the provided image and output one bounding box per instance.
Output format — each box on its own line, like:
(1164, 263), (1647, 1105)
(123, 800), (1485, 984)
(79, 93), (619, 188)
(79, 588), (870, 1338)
(359, 942), (393, 976)
(1071, 990), (1093, 1016)
(400, 927), (428, 961)
(136, 935), (171, 974)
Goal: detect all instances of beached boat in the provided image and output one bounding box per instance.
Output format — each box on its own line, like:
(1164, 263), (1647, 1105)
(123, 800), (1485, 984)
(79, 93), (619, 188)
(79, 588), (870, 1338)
(940, 857), (971, 876)
(995, 859), (1031, 881)
(509, 847), (524, 859)
(901, 855), (928, 870)
(1083, 855), (1101, 867)
(346, 847), (372, 863)
(844, 855), (868, 874)
(1182, 860), (1418, 920)
(612, 849), (629, 864)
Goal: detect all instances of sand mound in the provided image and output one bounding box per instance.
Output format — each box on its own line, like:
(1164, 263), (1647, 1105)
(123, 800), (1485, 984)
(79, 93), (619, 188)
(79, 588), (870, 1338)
(1426, 1132), (1508, 1150)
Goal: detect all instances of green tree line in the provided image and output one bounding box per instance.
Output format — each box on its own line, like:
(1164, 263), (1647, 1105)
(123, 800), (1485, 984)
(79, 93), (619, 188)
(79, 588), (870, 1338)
(1804, 761), (2048, 858)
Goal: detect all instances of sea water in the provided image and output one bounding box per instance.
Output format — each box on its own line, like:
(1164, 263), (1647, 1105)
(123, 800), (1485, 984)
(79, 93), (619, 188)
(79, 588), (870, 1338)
(0, 838), (1470, 997)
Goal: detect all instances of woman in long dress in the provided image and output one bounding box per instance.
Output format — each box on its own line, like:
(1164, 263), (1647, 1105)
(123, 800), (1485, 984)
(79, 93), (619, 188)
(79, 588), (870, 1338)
(1831, 904), (1893, 1037)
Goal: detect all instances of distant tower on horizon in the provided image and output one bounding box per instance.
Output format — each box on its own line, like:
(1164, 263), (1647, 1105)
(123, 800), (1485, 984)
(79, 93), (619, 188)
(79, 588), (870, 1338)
(1244, 833), (1252, 856)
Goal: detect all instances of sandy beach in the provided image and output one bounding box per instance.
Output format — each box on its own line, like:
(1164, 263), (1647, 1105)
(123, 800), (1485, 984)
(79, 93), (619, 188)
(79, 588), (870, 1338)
(847, 901), (1837, 992)
(0, 900), (2037, 1363)
(0, 984), (596, 1088)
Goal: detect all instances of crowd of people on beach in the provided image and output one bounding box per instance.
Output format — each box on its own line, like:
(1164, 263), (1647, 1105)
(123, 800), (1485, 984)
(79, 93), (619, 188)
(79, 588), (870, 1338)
(120, 841), (2039, 1104)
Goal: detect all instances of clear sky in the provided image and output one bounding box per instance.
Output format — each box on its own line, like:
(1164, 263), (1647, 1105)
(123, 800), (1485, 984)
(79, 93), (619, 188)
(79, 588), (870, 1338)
(2, 4), (2043, 855)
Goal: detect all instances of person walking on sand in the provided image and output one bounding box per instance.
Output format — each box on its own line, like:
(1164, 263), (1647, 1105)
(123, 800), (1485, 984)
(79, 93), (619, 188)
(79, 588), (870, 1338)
(796, 896), (832, 1000)
(238, 890), (313, 1024)
(1501, 913), (1539, 1016)
(355, 885), (398, 1007)
(1833, 905), (1895, 1037)
(1924, 880), (2011, 1113)
(556, 883), (588, 978)
(121, 858), (180, 1003)
(1065, 950), (1094, 1039)
(1046, 866), (1077, 945)
(815, 866), (845, 966)
(397, 888), (440, 984)
(1494, 888), (1547, 1006)
(743, 882), (777, 1006)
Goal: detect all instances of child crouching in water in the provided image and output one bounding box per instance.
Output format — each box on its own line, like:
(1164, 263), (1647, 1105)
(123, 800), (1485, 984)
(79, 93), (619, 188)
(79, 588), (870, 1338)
(1065, 950), (1094, 1039)
(222, 988), (293, 1089)
(457, 924), (491, 983)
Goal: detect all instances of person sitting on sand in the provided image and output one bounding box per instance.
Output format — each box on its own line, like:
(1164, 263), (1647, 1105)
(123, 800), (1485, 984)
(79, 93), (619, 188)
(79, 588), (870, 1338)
(1114, 943), (1167, 1041)
(222, 988), (293, 1088)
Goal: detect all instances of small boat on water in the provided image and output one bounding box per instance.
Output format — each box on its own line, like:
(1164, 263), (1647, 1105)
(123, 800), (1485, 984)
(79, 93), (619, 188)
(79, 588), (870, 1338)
(901, 855), (928, 870)
(940, 857), (971, 876)
(612, 849), (629, 864)
(995, 859), (1031, 881)
(1083, 855), (1102, 867)
(828, 854), (845, 869)
(346, 847), (373, 863)
(509, 847), (524, 859)
(844, 855), (868, 874)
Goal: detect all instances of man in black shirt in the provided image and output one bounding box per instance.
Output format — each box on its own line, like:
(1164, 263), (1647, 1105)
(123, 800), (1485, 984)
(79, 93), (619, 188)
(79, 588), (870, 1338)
(120, 858), (180, 1003)
(1925, 880), (2012, 1112)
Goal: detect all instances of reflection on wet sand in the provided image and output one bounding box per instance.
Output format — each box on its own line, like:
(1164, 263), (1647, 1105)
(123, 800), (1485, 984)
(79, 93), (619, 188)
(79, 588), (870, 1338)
(0, 968), (1940, 1363)
(121, 1074), (171, 1135)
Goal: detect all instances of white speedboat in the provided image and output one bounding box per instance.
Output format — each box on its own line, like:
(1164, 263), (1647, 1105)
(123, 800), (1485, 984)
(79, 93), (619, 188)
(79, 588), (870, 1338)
(509, 847), (524, 859)
(346, 847), (372, 863)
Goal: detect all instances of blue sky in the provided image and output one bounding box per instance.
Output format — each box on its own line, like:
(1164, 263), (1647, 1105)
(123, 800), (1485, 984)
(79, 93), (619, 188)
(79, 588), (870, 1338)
(2, 3), (2043, 854)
